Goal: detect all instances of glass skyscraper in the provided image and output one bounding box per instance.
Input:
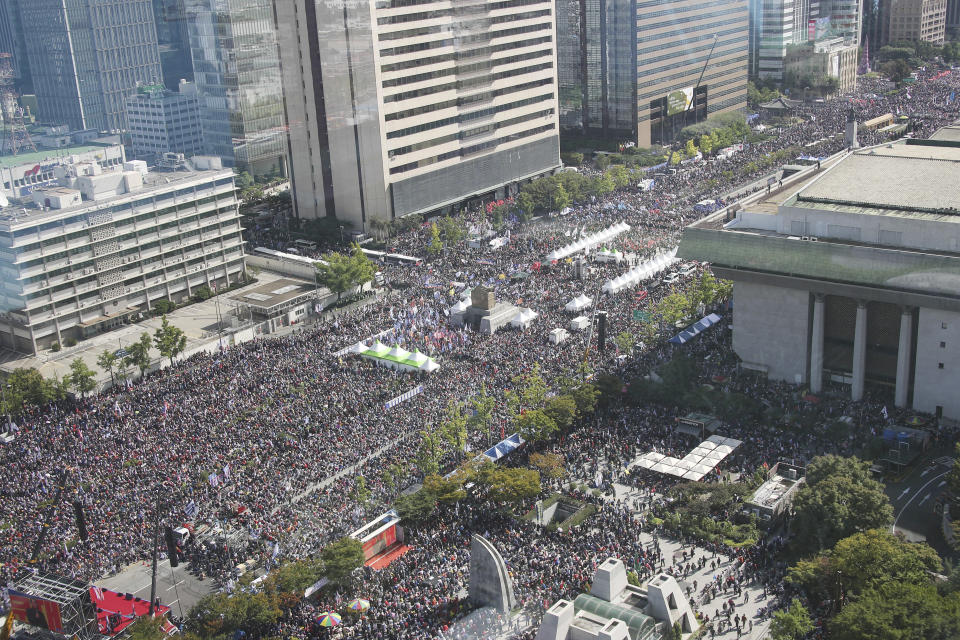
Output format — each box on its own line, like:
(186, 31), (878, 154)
(18, 0), (162, 133)
(185, 0), (289, 178)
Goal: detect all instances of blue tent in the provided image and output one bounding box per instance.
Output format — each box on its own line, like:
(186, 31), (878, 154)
(669, 313), (723, 345)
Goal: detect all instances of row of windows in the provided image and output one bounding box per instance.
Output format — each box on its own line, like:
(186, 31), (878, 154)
(638, 24), (749, 54)
(384, 70), (552, 105)
(381, 34), (552, 73)
(639, 36), (749, 71)
(637, 55), (749, 101)
(389, 122), (554, 174)
(387, 91), (554, 139)
(380, 21), (551, 56)
(389, 107), (554, 157)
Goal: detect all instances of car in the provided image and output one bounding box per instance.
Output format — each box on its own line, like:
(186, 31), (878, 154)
(662, 273), (680, 285)
(678, 263), (697, 276)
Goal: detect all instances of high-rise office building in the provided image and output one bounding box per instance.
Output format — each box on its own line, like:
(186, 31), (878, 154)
(125, 81), (204, 162)
(882, 0), (947, 44)
(185, 0), (289, 178)
(153, 0), (195, 90)
(0, 0), (29, 92)
(948, 0), (960, 34)
(276, 0), (561, 231)
(814, 0), (863, 43)
(559, 0), (749, 147)
(18, 0), (162, 133)
(750, 0), (810, 80)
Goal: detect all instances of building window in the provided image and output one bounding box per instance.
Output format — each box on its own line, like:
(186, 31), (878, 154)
(938, 362), (945, 369)
(943, 322), (949, 329)
(941, 341), (946, 348)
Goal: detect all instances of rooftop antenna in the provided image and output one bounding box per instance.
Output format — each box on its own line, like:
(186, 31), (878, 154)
(0, 53), (37, 155)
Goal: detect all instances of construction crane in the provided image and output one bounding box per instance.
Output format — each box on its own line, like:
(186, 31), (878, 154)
(0, 52), (37, 156)
(684, 34), (719, 131)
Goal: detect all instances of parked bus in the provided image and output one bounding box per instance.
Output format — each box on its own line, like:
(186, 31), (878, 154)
(292, 239), (318, 252)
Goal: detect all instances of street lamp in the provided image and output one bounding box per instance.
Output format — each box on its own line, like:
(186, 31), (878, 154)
(1, 383), (11, 435)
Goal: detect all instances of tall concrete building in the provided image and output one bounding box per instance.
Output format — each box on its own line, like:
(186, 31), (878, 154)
(882, 0), (946, 44)
(558, 0), (749, 147)
(814, 0), (863, 43)
(276, 0), (561, 232)
(0, 0), (30, 92)
(152, 0), (195, 90)
(749, 0), (811, 80)
(17, 0), (162, 133)
(948, 0), (960, 34)
(185, 0), (289, 178)
(0, 157), (242, 353)
(125, 81), (204, 162)
(678, 129), (960, 421)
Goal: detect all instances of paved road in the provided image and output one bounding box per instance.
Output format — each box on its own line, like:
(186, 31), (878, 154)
(887, 452), (955, 552)
(97, 557), (210, 618)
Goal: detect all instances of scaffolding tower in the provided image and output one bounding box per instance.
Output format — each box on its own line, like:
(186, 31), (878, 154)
(0, 52), (37, 156)
(10, 572), (99, 640)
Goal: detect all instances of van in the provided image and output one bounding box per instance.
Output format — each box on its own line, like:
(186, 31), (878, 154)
(662, 273), (680, 285)
(678, 263), (697, 276)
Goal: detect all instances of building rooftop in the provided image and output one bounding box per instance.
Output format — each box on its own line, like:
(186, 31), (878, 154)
(231, 277), (322, 315)
(0, 143), (115, 171)
(928, 125), (960, 143)
(795, 142), (960, 215)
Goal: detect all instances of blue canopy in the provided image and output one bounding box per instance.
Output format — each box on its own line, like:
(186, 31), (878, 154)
(669, 313), (723, 344)
(484, 433), (524, 460)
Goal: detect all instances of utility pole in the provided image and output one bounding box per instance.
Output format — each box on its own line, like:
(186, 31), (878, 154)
(148, 487), (162, 616)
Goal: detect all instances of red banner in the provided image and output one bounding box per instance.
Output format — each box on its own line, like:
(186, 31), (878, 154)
(8, 590), (64, 633)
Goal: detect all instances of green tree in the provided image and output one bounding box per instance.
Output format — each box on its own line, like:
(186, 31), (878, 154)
(570, 382), (600, 415)
(788, 529), (941, 603)
(126, 617), (167, 640)
(153, 315), (187, 366)
(69, 358), (97, 398)
(441, 400), (468, 453)
(543, 394), (578, 433)
(516, 408), (558, 442)
(946, 442), (960, 498)
(186, 591), (281, 640)
(191, 285), (213, 302)
(265, 558), (325, 597)
(506, 364), (548, 415)
(468, 384), (496, 444)
(428, 223), (443, 255)
(7, 368), (58, 409)
(320, 537), (365, 586)
(438, 216), (466, 247)
(394, 489), (437, 523)
(124, 332), (153, 379)
(349, 242), (376, 293)
(829, 581), (960, 640)
(684, 139), (698, 158)
(350, 475), (371, 506)
(315, 251), (358, 301)
(792, 456), (893, 552)
(606, 165), (630, 189)
(423, 472), (467, 504)
(698, 133), (713, 155)
(614, 331), (635, 355)
(769, 598), (815, 640)
(485, 467), (541, 504)
(415, 428), (443, 476)
(97, 350), (118, 388)
(529, 452), (566, 479)
(656, 291), (693, 326)
(593, 172), (615, 195)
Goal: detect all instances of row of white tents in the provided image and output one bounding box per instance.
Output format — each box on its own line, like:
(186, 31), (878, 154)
(347, 340), (441, 372)
(545, 221), (631, 261)
(601, 247), (679, 294)
(565, 294), (592, 312)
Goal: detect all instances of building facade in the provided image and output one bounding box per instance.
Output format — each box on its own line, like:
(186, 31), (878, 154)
(277, 0), (561, 231)
(559, 0), (750, 147)
(749, 0), (810, 81)
(0, 160), (243, 353)
(783, 37), (858, 93)
(1, 137), (127, 200)
(678, 133), (960, 421)
(185, 0), (289, 178)
(882, 0), (947, 44)
(0, 0), (30, 92)
(125, 82), (204, 162)
(18, 0), (163, 133)
(153, 0), (195, 90)
(948, 0), (960, 34)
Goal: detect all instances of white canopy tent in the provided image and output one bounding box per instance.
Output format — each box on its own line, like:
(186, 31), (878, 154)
(546, 221), (631, 261)
(564, 295), (592, 312)
(602, 247), (679, 294)
(511, 307), (538, 329)
(629, 436), (742, 481)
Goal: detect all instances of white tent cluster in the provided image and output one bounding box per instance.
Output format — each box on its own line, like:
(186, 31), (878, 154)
(630, 435), (742, 481)
(601, 247), (679, 294)
(510, 307), (538, 329)
(546, 221), (630, 261)
(564, 294), (592, 312)
(349, 340), (440, 373)
(593, 247), (623, 263)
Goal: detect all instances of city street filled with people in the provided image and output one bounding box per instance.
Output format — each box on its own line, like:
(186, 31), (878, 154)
(2, 68), (960, 639)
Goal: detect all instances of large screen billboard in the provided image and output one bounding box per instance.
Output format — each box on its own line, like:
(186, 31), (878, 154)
(8, 590), (64, 633)
(667, 87), (694, 117)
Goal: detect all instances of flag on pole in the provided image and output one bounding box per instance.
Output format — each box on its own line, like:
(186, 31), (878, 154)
(92, 585), (104, 601)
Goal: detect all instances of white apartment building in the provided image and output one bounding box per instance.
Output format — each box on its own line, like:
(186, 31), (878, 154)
(277, 0), (561, 231)
(0, 160), (244, 354)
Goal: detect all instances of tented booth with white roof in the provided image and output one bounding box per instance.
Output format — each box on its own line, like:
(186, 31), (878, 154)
(356, 343), (441, 373)
(593, 247), (623, 263)
(564, 295), (592, 312)
(601, 247), (678, 294)
(549, 328), (569, 344)
(569, 316), (590, 331)
(510, 307), (538, 329)
(545, 222), (630, 261)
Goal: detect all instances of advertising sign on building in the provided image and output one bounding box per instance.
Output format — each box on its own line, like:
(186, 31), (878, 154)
(8, 590), (64, 633)
(666, 87), (694, 117)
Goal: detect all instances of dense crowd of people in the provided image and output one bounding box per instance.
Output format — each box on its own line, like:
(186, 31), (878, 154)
(2, 67), (960, 639)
